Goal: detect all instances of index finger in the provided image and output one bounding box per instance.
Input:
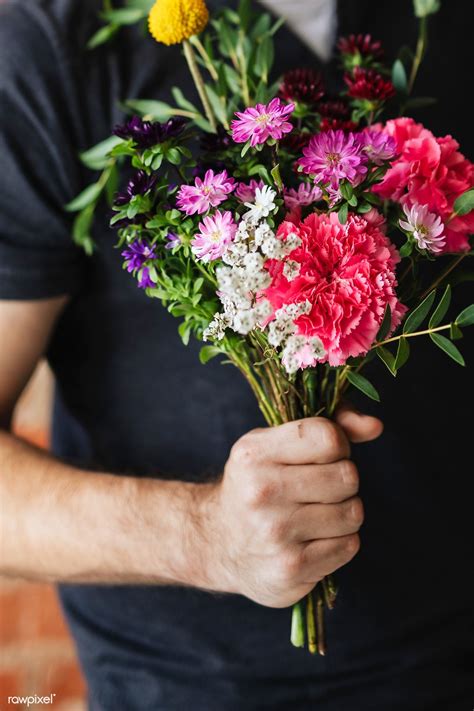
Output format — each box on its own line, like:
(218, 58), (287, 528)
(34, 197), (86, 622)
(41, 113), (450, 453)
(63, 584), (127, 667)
(255, 417), (351, 465)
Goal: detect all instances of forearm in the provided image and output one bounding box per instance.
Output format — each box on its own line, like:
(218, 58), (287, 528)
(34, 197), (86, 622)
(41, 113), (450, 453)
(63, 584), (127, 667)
(0, 428), (209, 585)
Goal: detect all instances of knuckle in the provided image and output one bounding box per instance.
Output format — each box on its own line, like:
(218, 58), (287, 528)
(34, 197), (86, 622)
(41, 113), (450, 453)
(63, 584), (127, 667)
(230, 432), (262, 467)
(317, 419), (347, 460)
(340, 459), (359, 492)
(345, 533), (361, 558)
(244, 479), (275, 509)
(276, 548), (304, 582)
(349, 497), (364, 527)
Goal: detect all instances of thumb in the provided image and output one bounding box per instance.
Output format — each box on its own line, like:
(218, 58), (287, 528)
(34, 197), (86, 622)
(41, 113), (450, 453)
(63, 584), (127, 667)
(335, 403), (384, 444)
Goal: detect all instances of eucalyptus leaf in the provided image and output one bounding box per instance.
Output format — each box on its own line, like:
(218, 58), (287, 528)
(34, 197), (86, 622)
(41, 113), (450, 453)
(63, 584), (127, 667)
(346, 371), (381, 402)
(394, 337), (410, 370)
(376, 346), (397, 376)
(456, 304), (474, 327)
(403, 289), (436, 333)
(429, 285), (451, 327)
(430, 333), (465, 366)
(65, 182), (102, 212)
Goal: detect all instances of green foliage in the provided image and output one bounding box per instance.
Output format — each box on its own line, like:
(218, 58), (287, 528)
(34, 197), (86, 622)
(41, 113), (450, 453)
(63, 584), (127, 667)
(80, 136), (122, 170)
(403, 289), (436, 333)
(429, 285), (451, 328)
(376, 346), (397, 376)
(392, 59), (408, 94)
(430, 333), (465, 366)
(65, 183), (103, 212)
(453, 189), (474, 217)
(413, 0), (441, 18)
(346, 371), (380, 402)
(456, 304), (474, 327)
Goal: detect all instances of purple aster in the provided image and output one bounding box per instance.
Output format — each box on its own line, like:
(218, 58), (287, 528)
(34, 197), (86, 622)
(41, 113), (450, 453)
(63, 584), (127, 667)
(298, 130), (368, 188)
(357, 130), (398, 166)
(113, 116), (187, 149)
(114, 170), (157, 206)
(138, 266), (157, 289)
(284, 183), (323, 210)
(122, 239), (157, 273)
(165, 232), (181, 250)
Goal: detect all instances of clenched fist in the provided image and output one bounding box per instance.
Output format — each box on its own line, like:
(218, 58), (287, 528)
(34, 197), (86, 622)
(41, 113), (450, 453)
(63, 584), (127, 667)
(190, 408), (383, 607)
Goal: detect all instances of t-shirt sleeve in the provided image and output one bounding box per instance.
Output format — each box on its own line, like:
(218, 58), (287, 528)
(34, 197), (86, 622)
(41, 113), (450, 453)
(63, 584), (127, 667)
(0, 2), (88, 299)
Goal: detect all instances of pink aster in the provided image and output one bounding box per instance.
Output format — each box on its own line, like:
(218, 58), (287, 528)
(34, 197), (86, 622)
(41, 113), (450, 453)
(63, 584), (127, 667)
(177, 169), (235, 215)
(399, 202), (446, 254)
(263, 212), (406, 366)
(191, 210), (237, 262)
(231, 98), (295, 147)
(235, 179), (265, 203)
(357, 129), (397, 166)
(298, 130), (368, 188)
(284, 183), (323, 210)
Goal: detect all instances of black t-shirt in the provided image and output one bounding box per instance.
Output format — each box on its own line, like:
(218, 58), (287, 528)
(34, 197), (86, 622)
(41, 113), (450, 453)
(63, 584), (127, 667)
(1, 1), (473, 710)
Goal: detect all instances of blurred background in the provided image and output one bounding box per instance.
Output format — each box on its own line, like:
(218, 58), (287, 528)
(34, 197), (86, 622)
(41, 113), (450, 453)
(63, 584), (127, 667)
(0, 365), (86, 711)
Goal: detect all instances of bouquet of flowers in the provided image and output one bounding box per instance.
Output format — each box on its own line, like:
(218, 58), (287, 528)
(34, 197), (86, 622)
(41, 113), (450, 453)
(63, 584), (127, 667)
(67, 0), (474, 655)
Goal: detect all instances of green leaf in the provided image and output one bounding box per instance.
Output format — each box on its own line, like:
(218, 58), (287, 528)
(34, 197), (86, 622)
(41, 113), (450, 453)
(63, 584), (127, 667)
(376, 346), (397, 376)
(79, 135), (122, 170)
(101, 8), (146, 24)
(429, 284), (451, 328)
(394, 337), (410, 370)
(376, 304), (392, 341)
(178, 321), (191, 346)
(204, 84), (228, 126)
(399, 240), (413, 258)
(346, 371), (381, 402)
(338, 203), (348, 224)
(171, 87), (198, 114)
(65, 182), (102, 212)
(430, 333), (465, 366)
(72, 205), (95, 256)
(453, 188), (474, 217)
(340, 181), (353, 201)
(165, 147), (181, 166)
(403, 289), (436, 333)
(105, 163), (119, 206)
(125, 99), (177, 121)
(199, 345), (223, 364)
(392, 59), (408, 94)
(238, 0), (252, 30)
(450, 323), (463, 340)
(255, 36), (274, 83)
(87, 23), (119, 50)
(456, 304), (474, 327)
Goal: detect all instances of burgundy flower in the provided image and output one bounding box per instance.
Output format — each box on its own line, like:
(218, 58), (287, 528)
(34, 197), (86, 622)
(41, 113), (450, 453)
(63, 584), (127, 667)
(317, 99), (351, 120)
(279, 68), (325, 107)
(200, 126), (233, 153)
(114, 171), (157, 206)
(345, 68), (395, 102)
(320, 117), (358, 133)
(280, 131), (312, 154)
(113, 116), (187, 149)
(337, 34), (384, 59)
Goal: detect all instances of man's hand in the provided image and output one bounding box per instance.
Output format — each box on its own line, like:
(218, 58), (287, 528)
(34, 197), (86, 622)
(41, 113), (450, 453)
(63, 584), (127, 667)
(191, 410), (382, 607)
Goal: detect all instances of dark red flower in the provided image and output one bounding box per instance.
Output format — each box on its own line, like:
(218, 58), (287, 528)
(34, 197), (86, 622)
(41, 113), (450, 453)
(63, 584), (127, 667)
(345, 68), (395, 102)
(317, 99), (351, 119)
(279, 68), (325, 107)
(113, 116), (187, 149)
(280, 131), (312, 153)
(337, 34), (384, 59)
(320, 117), (358, 133)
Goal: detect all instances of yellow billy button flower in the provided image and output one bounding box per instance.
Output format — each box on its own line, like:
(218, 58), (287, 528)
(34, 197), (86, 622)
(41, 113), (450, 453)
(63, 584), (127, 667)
(148, 0), (209, 46)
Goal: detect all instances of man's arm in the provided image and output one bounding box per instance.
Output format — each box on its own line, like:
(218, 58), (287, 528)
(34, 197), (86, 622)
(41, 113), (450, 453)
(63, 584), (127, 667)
(0, 298), (382, 607)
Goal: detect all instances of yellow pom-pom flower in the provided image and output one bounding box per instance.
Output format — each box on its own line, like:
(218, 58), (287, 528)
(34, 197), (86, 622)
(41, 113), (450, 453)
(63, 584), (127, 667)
(148, 0), (209, 46)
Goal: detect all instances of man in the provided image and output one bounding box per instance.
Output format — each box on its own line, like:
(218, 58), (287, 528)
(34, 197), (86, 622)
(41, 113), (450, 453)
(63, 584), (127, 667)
(0, 1), (473, 709)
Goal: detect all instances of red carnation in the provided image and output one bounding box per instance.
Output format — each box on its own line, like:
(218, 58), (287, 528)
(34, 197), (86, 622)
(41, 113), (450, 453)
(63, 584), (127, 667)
(279, 68), (325, 107)
(337, 34), (384, 59)
(345, 67), (395, 102)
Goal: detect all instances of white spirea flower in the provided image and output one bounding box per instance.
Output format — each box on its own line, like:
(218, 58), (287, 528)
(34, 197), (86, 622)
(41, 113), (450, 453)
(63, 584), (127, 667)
(203, 312), (231, 341)
(281, 335), (326, 375)
(244, 186), (277, 222)
(283, 259), (301, 282)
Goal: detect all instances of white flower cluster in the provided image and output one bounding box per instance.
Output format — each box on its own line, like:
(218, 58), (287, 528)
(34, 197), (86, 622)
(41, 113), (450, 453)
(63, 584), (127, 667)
(203, 187), (326, 373)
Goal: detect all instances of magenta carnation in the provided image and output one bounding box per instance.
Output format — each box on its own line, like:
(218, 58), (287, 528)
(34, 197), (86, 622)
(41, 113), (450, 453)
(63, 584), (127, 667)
(177, 169), (235, 215)
(374, 118), (474, 253)
(298, 130), (368, 188)
(191, 210), (237, 262)
(263, 212), (406, 366)
(231, 98), (295, 147)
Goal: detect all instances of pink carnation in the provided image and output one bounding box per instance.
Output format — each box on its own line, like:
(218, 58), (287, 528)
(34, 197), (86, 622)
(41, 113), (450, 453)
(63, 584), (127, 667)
(231, 98), (295, 147)
(235, 179), (265, 203)
(191, 210), (237, 262)
(263, 212), (406, 366)
(374, 118), (474, 253)
(177, 169), (235, 215)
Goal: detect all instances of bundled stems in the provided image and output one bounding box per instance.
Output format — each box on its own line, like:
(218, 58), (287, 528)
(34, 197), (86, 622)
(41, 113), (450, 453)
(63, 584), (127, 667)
(182, 39), (217, 132)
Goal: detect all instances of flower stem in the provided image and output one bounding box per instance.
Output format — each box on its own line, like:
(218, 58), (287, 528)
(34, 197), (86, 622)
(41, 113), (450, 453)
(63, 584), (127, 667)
(305, 591), (318, 654)
(190, 36), (219, 81)
(375, 322), (451, 348)
(408, 16), (427, 94)
(291, 602), (305, 648)
(182, 39), (217, 133)
(315, 586), (326, 656)
(418, 253), (467, 301)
